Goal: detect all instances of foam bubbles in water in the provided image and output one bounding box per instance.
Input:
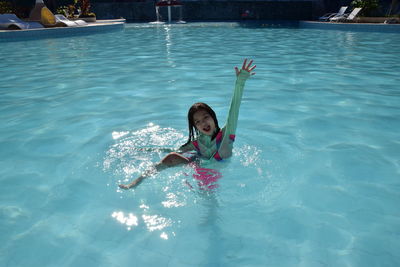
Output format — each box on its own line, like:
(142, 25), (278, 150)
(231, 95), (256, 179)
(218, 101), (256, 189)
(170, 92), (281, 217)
(234, 144), (262, 167)
(103, 123), (185, 181)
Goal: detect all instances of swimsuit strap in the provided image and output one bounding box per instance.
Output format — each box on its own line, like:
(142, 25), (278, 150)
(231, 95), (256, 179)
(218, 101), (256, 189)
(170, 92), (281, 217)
(215, 131), (223, 150)
(213, 151), (223, 161)
(213, 130), (234, 162)
(194, 131), (236, 161)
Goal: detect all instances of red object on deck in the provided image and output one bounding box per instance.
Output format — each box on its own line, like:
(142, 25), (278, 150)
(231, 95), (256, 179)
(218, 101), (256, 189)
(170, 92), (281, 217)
(156, 0), (183, 7)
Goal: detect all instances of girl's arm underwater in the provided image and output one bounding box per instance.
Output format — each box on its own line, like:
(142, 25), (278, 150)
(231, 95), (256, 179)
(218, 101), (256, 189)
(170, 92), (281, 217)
(118, 144), (195, 189)
(118, 152), (190, 189)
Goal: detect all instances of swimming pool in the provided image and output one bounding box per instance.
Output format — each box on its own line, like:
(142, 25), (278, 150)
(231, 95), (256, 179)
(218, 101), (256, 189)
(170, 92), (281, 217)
(1, 23), (399, 266)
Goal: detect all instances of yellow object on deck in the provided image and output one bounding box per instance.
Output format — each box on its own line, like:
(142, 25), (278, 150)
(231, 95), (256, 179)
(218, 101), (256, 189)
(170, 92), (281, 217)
(40, 7), (56, 26)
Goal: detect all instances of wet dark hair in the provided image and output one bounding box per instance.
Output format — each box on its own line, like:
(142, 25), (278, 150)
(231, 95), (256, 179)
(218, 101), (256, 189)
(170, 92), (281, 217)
(183, 102), (220, 147)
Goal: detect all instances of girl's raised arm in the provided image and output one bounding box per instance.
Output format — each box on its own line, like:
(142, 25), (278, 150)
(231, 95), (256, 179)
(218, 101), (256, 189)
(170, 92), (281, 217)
(225, 58), (256, 134)
(217, 59), (256, 159)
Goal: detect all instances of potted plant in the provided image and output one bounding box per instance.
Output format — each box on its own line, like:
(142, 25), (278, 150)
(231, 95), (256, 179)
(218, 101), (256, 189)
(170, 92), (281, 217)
(352, 0), (399, 23)
(56, 0), (78, 19)
(56, 5), (68, 17)
(351, 0), (379, 17)
(78, 0), (96, 22)
(0, 1), (13, 14)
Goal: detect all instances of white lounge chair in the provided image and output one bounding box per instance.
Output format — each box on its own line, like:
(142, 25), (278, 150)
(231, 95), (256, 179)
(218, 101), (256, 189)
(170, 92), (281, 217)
(0, 14), (43, 30)
(30, 0), (88, 28)
(330, 7), (362, 22)
(40, 9), (88, 27)
(54, 15), (88, 27)
(319, 6), (348, 21)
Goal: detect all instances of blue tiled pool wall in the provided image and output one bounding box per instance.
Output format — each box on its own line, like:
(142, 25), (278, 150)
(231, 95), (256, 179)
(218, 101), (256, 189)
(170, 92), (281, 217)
(91, 0), (314, 21)
(0, 23), (124, 42)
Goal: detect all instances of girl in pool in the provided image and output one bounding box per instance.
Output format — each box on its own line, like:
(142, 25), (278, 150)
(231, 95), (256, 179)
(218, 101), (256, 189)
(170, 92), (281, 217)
(119, 59), (256, 189)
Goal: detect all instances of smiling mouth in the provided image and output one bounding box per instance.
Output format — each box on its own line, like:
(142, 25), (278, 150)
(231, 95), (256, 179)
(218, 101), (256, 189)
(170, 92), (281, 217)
(203, 125), (211, 132)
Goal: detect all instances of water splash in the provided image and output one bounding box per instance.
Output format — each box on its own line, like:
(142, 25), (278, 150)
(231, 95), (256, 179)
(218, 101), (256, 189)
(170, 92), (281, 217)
(103, 123), (185, 181)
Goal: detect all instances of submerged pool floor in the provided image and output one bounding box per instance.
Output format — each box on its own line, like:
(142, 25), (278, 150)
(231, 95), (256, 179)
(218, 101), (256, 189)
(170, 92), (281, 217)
(0, 23), (399, 266)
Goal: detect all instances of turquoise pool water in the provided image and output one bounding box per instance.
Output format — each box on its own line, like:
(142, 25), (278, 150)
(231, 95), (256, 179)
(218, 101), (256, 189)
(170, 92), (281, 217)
(1, 23), (399, 266)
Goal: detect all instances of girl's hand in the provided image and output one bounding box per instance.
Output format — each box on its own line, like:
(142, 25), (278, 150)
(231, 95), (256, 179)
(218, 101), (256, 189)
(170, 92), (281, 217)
(235, 58), (256, 77)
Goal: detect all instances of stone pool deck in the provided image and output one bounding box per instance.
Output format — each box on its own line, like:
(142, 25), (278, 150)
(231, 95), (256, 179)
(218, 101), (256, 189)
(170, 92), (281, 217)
(0, 19), (125, 42)
(300, 21), (400, 33)
(1, 19), (399, 42)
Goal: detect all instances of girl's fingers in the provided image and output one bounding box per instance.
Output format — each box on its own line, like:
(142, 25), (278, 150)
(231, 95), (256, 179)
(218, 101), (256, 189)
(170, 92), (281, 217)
(249, 65), (256, 71)
(246, 60), (253, 69)
(242, 59), (247, 70)
(238, 59), (255, 75)
(235, 66), (240, 76)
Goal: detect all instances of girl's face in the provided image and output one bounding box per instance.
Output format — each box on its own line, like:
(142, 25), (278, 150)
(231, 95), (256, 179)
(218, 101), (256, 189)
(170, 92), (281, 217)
(193, 110), (216, 136)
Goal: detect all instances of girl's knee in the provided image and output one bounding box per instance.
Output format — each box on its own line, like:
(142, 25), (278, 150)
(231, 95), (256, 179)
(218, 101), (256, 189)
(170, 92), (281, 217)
(162, 153), (188, 166)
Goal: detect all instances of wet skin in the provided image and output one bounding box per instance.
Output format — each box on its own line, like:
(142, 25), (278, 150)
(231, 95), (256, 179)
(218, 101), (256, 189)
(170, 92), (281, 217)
(193, 110), (216, 136)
